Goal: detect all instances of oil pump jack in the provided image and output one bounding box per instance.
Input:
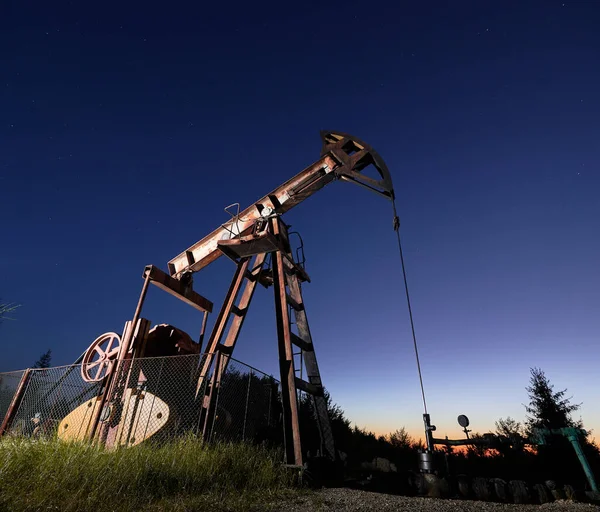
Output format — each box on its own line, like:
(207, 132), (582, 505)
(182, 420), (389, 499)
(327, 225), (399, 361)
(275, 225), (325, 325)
(166, 130), (396, 467)
(33, 131), (396, 467)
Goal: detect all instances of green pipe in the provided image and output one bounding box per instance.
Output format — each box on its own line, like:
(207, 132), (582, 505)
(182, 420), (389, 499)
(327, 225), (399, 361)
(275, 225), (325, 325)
(566, 433), (598, 492)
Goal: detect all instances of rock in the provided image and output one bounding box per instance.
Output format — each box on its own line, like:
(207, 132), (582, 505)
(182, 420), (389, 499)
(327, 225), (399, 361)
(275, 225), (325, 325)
(491, 478), (508, 502)
(373, 457), (393, 473)
(585, 490), (600, 503)
(456, 474), (471, 499)
(421, 473), (450, 498)
(544, 480), (566, 501)
(472, 477), (492, 501)
(509, 480), (529, 504)
(533, 483), (553, 504)
(360, 461), (374, 471)
(564, 484), (577, 501)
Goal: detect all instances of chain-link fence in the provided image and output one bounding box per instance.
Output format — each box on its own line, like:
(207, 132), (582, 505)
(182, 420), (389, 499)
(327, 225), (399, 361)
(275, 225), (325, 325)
(1, 354), (282, 450)
(5, 365), (103, 439)
(206, 358), (281, 446)
(0, 370), (27, 427)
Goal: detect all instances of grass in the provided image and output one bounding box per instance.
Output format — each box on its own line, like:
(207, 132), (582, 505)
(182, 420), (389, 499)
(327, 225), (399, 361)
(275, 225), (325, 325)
(0, 435), (302, 512)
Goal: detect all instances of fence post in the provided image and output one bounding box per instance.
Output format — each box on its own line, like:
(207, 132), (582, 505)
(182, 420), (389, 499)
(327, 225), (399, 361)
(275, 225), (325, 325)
(267, 377), (275, 427)
(242, 369), (253, 441)
(0, 369), (32, 437)
(207, 350), (223, 442)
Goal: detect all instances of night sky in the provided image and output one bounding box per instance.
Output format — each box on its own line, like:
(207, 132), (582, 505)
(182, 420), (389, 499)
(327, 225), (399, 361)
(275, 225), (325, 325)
(1, 1), (599, 442)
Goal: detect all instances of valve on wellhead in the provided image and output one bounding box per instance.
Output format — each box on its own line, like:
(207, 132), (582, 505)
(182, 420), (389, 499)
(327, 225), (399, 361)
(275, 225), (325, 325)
(419, 413), (437, 474)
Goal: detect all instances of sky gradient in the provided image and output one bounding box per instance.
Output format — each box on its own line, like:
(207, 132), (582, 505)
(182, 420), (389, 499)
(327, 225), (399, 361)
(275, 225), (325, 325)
(1, 1), (599, 443)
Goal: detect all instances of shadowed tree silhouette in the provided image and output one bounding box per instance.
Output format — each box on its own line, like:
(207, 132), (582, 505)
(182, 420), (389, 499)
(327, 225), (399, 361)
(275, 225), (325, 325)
(495, 416), (525, 438)
(387, 427), (415, 450)
(33, 350), (52, 369)
(522, 367), (596, 487)
(524, 367), (582, 432)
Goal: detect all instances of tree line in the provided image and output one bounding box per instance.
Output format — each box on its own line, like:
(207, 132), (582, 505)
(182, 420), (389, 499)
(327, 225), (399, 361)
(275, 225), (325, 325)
(303, 367), (599, 490)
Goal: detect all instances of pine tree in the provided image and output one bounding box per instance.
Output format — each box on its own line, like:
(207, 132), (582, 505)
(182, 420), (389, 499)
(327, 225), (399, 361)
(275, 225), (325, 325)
(524, 367), (581, 432)
(33, 349), (52, 369)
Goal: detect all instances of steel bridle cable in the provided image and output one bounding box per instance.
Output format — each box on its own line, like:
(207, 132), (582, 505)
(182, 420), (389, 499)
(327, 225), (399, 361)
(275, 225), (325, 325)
(392, 199), (428, 415)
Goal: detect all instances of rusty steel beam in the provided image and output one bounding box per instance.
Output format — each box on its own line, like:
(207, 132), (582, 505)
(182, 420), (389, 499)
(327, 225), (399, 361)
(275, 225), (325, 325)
(168, 154), (338, 278)
(0, 369), (32, 436)
(167, 131), (395, 279)
(286, 261), (336, 462)
(87, 320), (132, 442)
(197, 254), (267, 438)
(89, 273), (152, 443)
(143, 265), (213, 313)
(271, 218), (303, 466)
(197, 310), (209, 353)
(195, 258), (252, 396)
(220, 254), (267, 355)
(202, 350), (222, 440)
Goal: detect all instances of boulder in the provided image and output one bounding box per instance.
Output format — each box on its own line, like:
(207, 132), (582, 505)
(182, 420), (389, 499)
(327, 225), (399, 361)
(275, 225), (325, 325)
(456, 474), (471, 499)
(472, 477), (492, 501)
(508, 480), (529, 504)
(563, 484), (577, 501)
(533, 483), (553, 504)
(545, 480), (566, 501)
(421, 473), (450, 498)
(490, 478), (508, 502)
(373, 457), (394, 473)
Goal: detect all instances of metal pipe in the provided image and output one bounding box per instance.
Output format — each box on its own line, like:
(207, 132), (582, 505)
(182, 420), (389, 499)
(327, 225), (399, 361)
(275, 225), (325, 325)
(88, 272), (151, 443)
(207, 350), (223, 441)
(0, 369), (32, 436)
(242, 370), (252, 441)
(567, 434), (598, 492)
(423, 413), (435, 452)
(198, 310), (208, 353)
(131, 274), (151, 328)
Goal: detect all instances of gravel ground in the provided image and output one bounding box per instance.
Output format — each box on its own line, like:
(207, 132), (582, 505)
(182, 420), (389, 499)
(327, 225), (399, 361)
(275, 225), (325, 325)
(271, 488), (600, 512)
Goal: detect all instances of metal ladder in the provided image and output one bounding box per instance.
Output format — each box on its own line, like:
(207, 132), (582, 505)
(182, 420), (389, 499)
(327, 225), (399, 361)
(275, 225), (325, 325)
(271, 230), (336, 465)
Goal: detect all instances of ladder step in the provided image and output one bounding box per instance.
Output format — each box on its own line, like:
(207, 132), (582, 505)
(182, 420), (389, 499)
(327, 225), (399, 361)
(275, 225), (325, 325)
(283, 256), (311, 283)
(290, 332), (312, 351)
(286, 294), (303, 311)
(258, 270), (273, 289)
(230, 305), (246, 317)
(244, 270), (257, 282)
(294, 377), (323, 397)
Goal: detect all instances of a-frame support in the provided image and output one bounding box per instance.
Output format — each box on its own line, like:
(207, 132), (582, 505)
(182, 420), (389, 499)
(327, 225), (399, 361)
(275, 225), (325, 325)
(197, 215), (335, 466)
